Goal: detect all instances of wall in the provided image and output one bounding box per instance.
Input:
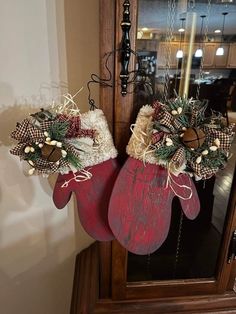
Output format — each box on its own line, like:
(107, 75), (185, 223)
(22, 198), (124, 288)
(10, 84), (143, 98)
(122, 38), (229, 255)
(0, 1), (99, 313)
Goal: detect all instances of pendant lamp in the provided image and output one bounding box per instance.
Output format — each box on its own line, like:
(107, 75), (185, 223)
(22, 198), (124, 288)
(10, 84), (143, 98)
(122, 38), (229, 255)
(176, 18), (185, 59)
(216, 12), (228, 56)
(194, 15), (206, 58)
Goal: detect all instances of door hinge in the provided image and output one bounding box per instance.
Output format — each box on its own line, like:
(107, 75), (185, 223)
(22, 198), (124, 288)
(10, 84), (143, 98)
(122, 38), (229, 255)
(227, 230), (236, 264)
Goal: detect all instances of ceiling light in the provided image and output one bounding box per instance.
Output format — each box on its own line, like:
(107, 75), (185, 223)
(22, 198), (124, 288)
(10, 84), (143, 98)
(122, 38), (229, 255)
(216, 0), (233, 3)
(176, 50), (184, 59)
(216, 47), (224, 56)
(176, 18), (185, 60)
(216, 12), (228, 56)
(137, 31), (143, 39)
(214, 29), (221, 33)
(141, 27), (149, 32)
(195, 48), (203, 58)
(195, 15), (206, 58)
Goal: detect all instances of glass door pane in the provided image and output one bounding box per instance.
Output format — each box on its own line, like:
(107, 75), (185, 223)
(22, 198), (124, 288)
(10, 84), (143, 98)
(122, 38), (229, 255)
(127, 0), (236, 282)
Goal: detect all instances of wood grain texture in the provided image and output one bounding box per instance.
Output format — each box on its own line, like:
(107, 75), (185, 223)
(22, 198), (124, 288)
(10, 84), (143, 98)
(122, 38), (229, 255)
(70, 243), (99, 314)
(94, 293), (236, 313)
(98, 0), (116, 300)
(99, 241), (112, 299)
(217, 165), (236, 292)
(111, 240), (127, 300)
(70, 242), (236, 313)
(99, 0), (116, 132)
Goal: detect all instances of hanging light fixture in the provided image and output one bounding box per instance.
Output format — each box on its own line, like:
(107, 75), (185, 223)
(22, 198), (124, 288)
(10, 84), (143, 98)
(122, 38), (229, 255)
(216, 12), (228, 56)
(194, 15), (206, 58)
(176, 18), (185, 59)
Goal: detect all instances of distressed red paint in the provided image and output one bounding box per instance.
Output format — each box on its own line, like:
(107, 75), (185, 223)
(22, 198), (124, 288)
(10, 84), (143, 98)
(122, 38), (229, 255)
(108, 157), (200, 255)
(53, 159), (120, 241)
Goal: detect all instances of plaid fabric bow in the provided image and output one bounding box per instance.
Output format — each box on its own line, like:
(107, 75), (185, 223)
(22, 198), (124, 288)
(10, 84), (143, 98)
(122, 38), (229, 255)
(58, 115), (95, 139)
(11, 119), (45, 143)
(203, 125), (235, 152)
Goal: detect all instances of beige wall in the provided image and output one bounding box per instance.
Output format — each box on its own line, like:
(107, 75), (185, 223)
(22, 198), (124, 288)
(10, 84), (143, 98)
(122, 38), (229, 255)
(0, 1), (99, 313)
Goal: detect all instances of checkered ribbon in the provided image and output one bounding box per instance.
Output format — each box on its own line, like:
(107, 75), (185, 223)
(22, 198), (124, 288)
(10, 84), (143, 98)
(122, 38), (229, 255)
(190, 162), (219, 180)
(11, 119), (45, 143)
(40, 120), (54, 132)
(66, 143), (82, 159)
(58, 114), (95, 139)
(152, 131), (164, 145)
(35, 158), (69, 175)
(203, 125), (235, 152)
(153, 102), (182, 133)
(170, 147), (186, 169)
(10, 143), (26, 156)
(153, 101), (162, 119)
(11, 119), (31, 141)
(189, 105), (200, 126)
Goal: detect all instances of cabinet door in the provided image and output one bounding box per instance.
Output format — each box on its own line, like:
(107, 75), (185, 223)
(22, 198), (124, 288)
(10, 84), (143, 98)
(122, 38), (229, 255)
(169, 42), (180, 68)
(215, 44), (229, 68)
(203, 43), (216, 68)
(137, 39), (157, 52)
(156, 42), (180, 69)
(156, 42), (167, 68)
(228, 43), (236, 68)
(104, 0), (236, 302)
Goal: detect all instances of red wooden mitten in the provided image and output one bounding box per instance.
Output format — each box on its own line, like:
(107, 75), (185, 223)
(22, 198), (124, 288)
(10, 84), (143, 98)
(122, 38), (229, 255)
(53, 109), (119, 241)
(108, 105), (200, 255)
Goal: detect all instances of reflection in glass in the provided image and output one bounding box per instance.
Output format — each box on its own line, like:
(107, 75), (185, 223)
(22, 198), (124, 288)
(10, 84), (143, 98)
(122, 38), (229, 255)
(128, 0), (236, 282)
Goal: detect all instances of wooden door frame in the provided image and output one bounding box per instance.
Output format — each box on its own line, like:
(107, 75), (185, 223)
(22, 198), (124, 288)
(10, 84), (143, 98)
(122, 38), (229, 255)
(99, 0), (236, 301)
(70, 0), (236, 312)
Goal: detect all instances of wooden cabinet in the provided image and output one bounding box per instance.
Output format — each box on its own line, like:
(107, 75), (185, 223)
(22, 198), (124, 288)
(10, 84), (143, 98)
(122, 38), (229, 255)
(137, 39), (157, 52)
(139, 40), (236, 69)
(156, 41), (166, 68)
(228, 43), (236, 68)
(156, 42), (179, 68)
(202, 43), (216, 68)
(71, 1), (236, 313)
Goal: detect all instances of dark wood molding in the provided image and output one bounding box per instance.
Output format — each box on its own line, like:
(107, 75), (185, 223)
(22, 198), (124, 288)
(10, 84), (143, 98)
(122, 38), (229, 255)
(99, 0), (116, 133)
(98, 0), (116, 300)
(70, 243), (236, 314)
(70, 243), (99, 314)
(99, 242), (112, 299)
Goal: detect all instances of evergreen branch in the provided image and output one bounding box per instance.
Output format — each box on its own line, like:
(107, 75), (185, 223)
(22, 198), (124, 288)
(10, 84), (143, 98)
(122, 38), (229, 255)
(155, 145), (178, 161)
(48, 121), (69, 141)
(65, 151), (82, 170)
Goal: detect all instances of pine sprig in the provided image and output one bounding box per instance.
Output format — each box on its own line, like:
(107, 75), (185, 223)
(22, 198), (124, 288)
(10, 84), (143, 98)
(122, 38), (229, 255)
(65, 151), (82, 170)
(201, 150), (227, 169)
(48, 121), (69, 141)
(155, 144), (179, 161)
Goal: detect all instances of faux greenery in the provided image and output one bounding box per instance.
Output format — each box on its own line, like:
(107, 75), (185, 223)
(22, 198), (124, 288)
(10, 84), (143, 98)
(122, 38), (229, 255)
(48, 121), (69, 141)
(152, 96), (234, 179)
(65, 151), (82, 170)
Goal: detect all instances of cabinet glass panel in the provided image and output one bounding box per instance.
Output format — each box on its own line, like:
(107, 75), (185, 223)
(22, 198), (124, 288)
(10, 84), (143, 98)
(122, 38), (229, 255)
(127, 0), (236, 282)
